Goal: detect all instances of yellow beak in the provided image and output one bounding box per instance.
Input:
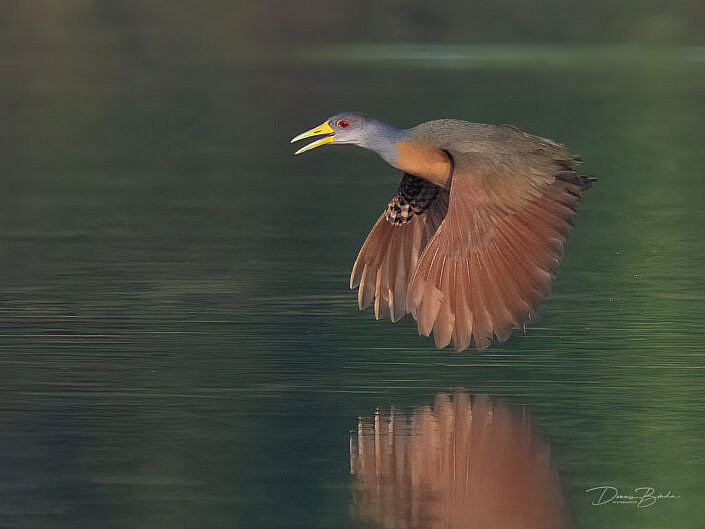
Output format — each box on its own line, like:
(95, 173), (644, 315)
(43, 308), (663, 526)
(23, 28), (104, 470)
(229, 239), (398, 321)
(290, 121), (335, 155)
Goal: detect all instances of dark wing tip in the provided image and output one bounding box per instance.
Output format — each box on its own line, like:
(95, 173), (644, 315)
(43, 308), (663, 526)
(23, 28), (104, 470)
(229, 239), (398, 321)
(581, 175), (597, 189)
(556, 171), (597, 191)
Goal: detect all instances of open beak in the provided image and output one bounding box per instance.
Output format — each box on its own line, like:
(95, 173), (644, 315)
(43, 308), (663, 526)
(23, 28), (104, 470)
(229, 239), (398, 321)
(290, 121), (335, 155)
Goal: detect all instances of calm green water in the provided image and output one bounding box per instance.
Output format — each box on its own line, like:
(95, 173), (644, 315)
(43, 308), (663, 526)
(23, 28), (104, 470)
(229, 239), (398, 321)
(1, 13), (705, 529)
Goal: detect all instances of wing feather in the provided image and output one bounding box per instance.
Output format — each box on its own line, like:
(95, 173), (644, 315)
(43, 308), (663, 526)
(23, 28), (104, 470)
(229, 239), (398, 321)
(351, 181), (449, 323)
(407, 152), (591, 351)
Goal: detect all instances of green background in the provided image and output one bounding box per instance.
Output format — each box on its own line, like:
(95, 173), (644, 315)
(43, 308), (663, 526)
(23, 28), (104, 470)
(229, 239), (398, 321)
(1, 2), (704, 528)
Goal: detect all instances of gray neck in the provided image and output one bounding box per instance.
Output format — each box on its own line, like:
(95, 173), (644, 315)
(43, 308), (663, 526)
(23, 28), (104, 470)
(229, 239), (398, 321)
(357, 120), (408, 166)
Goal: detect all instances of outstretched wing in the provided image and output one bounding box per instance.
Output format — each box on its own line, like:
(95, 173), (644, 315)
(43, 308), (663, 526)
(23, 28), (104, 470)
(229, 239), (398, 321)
(351, 174), (448, 322)
(407, 152), (592, 351)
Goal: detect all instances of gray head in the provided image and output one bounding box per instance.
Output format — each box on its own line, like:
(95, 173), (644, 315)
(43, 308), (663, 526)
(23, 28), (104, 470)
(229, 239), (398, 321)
(291, 112), (406, 164)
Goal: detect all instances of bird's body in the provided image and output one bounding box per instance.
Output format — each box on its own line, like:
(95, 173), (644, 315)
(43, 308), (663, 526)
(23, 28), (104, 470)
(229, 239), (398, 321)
(292, 113), (592, 351)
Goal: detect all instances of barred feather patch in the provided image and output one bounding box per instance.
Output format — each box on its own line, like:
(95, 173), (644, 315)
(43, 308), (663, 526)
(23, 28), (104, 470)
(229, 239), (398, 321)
(384, 174), (441, 226)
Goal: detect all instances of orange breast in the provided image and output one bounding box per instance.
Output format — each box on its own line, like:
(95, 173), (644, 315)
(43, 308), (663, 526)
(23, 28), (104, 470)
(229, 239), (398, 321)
(395, 141), (452, 189)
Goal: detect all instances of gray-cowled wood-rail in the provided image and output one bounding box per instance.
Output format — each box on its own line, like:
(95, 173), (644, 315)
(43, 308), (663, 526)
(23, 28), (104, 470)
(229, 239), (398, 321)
(291, 113), (593, 351)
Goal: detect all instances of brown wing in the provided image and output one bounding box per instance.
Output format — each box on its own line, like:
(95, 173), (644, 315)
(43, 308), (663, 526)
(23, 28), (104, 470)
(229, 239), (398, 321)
(407, 152), (591, 351)
(351, 174), (449, 322)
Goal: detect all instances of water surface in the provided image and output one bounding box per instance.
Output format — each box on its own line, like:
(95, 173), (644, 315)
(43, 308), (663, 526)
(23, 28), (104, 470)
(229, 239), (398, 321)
(1, 20), (704, 529)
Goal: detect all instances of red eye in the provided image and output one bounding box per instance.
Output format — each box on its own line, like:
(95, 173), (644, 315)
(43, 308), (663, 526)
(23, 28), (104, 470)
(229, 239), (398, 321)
(336, 119), (350, 129)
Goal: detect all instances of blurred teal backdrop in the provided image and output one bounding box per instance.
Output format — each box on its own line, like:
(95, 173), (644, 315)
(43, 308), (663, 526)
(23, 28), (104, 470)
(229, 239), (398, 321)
(1, 2), (704, 528)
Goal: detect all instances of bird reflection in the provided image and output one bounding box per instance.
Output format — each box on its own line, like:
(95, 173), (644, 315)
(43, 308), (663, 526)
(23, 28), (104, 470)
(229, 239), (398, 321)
(350, 393), (572, 529)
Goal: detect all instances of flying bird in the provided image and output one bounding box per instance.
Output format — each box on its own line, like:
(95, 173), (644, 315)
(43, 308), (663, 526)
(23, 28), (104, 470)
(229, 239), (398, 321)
(291, 113), (593, 351)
